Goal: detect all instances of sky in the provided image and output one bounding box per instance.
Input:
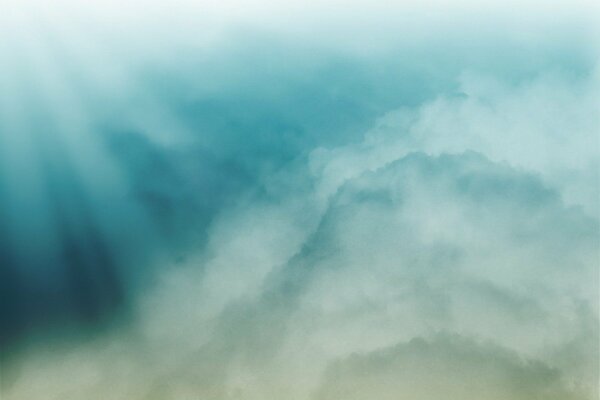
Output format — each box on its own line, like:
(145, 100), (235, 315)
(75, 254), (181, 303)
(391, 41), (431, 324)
(0, 1), (598, 399)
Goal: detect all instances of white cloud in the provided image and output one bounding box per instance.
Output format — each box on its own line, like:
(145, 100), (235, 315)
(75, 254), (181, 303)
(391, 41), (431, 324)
(311, 70), (600, 214)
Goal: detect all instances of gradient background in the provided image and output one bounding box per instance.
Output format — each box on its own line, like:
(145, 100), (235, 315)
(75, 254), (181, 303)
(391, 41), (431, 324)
(0, 1), (598, 399)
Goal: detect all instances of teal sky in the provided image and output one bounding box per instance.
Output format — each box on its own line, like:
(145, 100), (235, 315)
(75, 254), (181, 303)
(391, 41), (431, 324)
(0, 1), (598, 399)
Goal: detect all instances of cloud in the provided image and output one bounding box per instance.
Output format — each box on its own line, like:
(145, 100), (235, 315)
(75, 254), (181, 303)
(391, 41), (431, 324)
(315, 334), (586, 400)
(310, 70), (600, 213)
(258, 151), (597, 399)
